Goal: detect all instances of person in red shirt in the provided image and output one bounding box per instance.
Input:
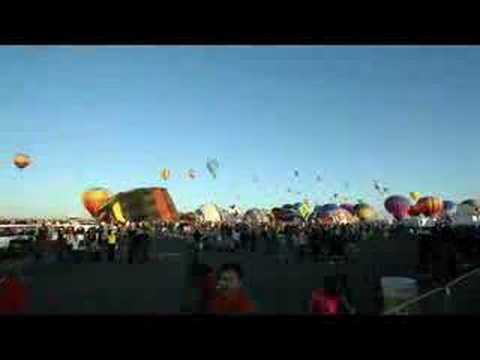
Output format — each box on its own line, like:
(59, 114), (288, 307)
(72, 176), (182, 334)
(0, 261), (30, 315)
(208, 263), (256, 315)
(310, 275), (356, 315)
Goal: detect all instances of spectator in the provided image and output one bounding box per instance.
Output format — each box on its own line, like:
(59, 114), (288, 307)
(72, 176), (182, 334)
(107, 229), (117, 263)
(0, 261), (30, 314)
(310, 275), (355, 315)
(208, 263), (256, 314)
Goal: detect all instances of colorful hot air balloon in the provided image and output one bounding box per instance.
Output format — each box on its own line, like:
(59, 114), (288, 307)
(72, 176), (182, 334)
(13, 153), (32, 169)
(206, 158), (220, 179)
(99, 187), (178, 223)
(408, 206), (420, 217)
(384, 195), (411, 221)
(410, 192), (422, 203)
(443, 201), (457, 216)
(82, 188), (113, 218)
(340, 203), (355, 214)
(355, 204), (377, 221)
(161, 168), (171, 181)
(416, 197), (444, 218)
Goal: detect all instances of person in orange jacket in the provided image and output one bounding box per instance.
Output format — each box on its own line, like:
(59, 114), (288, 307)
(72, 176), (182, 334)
(208, 263), (256, 314)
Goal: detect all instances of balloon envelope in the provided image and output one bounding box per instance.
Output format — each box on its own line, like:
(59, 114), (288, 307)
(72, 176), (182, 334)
(384, 195), (411, 221)
(416, 197), (444, 217)
(443, 201), (457, 215)
(410, 192), (422, 203)
(82, 188), (113, 218)
(355, 204), (377, 221)
(161, 168), (171, 181)
(13, 153), (32, 169)
(340, 203), (355, 214)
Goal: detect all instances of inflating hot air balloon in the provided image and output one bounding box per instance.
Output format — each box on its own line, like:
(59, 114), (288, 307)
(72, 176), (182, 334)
(271, 207), (298, 223)
(197, 203), (222, 223)
(416, 197), (444, 218)
(384, 195), (411, 221)
(408, 206), (420, 217)
(443, 201), (457, 216)
(161, 168), (171, 181)
(355, 204), (377, 222)
(312, 207), (357, 226)
(317, 203), (340, 216)
(99, 187), (178, 223)
(340, 203), (355, 214)
(82, 188), (113, 218)
(13, 153), (32, 170)
(458, 199), (480, 216)
(206, 158), (219, 179)
(410, 192), (422, 203)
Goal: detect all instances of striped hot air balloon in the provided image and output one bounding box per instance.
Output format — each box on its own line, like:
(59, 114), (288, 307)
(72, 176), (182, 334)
(100, 187), (178, 223)
(416, 196), (444, 218)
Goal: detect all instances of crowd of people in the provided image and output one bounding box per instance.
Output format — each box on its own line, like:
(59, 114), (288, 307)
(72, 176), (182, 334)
(2, 216), (480, 315)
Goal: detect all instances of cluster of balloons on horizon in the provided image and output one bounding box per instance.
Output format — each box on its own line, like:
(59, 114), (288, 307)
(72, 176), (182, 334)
(7, 151), (479, 223)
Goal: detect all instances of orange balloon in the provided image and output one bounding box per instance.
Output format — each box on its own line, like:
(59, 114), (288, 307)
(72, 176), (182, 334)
(13, 153), (32, 169)
(82, 188), (112, 217)
(416, 196), (444, 217)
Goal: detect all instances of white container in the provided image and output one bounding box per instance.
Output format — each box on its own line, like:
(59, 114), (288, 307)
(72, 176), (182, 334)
(381, 277), (419, 314)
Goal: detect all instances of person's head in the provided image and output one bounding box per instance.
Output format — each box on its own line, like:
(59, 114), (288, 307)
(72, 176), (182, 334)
(216, 263), (244, 295)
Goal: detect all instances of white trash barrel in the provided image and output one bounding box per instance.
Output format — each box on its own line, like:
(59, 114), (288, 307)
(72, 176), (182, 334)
(381, 277), (419, 314)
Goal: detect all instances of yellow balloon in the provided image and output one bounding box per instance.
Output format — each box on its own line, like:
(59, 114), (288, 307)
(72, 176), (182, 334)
(112, 201), (127, 224)
(410, 192), (421, 203)
(356, 206), (377, 221)
(161, 168), (171, 181)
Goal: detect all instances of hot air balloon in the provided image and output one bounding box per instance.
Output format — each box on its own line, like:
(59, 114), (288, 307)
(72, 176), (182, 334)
(187, 169), (197, 180)
(13, 153), (32, 170)
(384, 195), (411, 221)
(316, 175), (323, 183)
(458, 199), (480, 216)
(99, 187), (178, 223)
(312, 207), (357, 225)
(443, 201), (457, 216)
(316, 204), (340, 217)
(408, 206), (420, 217)
(197, 204), (222, 223)
(82, 188), (113, 218)
(355, 204), (377, 222)
(340, 203), (355, 214)
(410, 192), (422, 203)
(161, 168), (171, 181)
(416, 197), (444, 218)
(373, 180), (388, 197)
(206, 158), (220, 179)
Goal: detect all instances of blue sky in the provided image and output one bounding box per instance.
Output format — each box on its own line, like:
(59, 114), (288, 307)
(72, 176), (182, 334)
(0, 46), (479, 218)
